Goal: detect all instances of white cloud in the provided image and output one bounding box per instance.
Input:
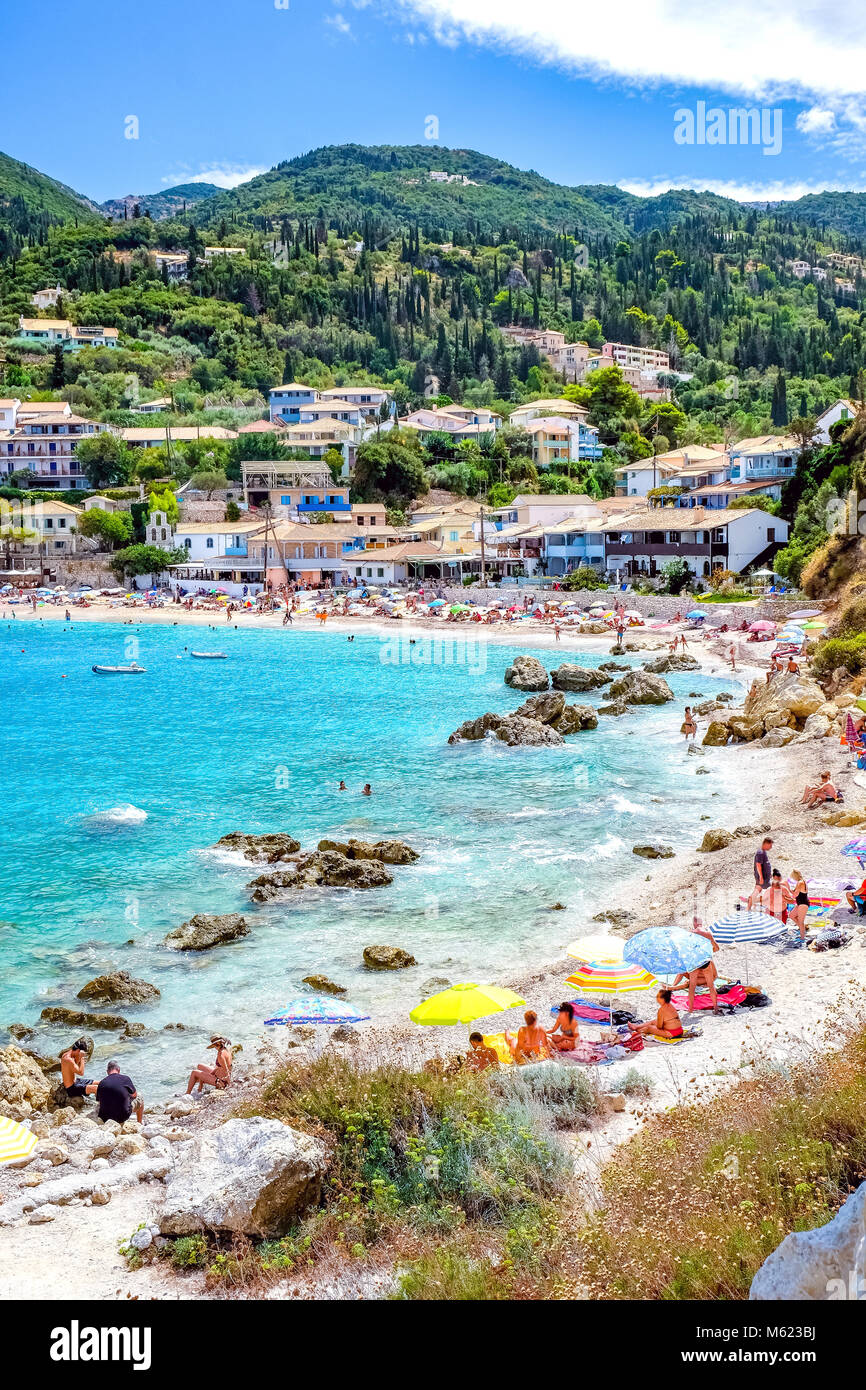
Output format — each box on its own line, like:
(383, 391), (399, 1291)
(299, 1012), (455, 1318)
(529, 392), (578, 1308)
(325, 12), (354, 36)
(796, 106), (836, 136)
(163, 165), (267, 190)
(619, 176), (866, 203)
(390, 0), (866, 103)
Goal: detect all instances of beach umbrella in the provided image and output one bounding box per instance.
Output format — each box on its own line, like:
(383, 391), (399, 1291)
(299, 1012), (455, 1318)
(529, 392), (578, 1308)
(410, 982), (524, 1026)
(565, 934), (625, 964)
(563, 960), (658, 1023)
(841, 838), (866, 865)
(801, 620), (828, 631)
(625, 926), (711, 977)
(0, 1115), (38, 1167)
(686, 610), (706, 621)
(749, 620), (776, 632)
(710, 910), (787, 944)
(789, 609), (821, 620)
(264, 996), (370, 1026)
(428, 598), (445, 607)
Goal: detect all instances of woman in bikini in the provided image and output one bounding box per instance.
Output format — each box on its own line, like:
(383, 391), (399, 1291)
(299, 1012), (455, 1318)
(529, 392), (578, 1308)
(547, 1002), (581, 1052)
(505, 1009), (551, 1062)
(628, 988), (683, 1040)
(186, 1036), (233, 1095)
(787, 869), (810, 945)
(682, 706), (697, 741)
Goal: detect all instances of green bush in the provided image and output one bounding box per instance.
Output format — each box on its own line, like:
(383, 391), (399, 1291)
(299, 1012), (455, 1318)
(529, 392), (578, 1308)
(393, 1249), (505, 1301)
(563, 566), (607, 591)
(810, 634), (866, 677)
(169, 1235), (208, 1268)
(490, 1062), (599, 1129)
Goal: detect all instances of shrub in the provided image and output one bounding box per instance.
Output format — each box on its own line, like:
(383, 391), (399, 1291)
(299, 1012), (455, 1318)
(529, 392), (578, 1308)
(563, 566), (607, 591)
(170, 1234), (208, 1268)
(393, 1248), (505, 1301)
(810, 634), (866, 677)
(490, 1062), (600, 1129)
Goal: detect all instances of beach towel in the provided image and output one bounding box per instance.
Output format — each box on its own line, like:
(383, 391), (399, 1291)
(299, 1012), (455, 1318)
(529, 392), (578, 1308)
(647, 1026), (703, 1045)
(671, 984), (748, 1010)
(549, 1000), (611, 1023)
(482, 1033), (515, 1066)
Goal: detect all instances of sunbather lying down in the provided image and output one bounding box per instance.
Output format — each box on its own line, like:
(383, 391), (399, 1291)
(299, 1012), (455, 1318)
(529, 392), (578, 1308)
(627, 989), (684, 1040)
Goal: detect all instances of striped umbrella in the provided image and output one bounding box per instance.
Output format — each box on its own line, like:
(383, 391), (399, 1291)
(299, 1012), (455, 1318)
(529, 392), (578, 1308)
(565, 934), (625, 964)
(0, 1115), (38, 1167)
(264, 996), (370, 1026)
(564, 960), (657, 994)
(710, 910), (788, 944)
(842, 839), (866, 858)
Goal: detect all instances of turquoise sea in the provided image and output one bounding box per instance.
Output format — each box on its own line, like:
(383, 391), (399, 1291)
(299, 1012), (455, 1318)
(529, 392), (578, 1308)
(1, 618), (740, 1094)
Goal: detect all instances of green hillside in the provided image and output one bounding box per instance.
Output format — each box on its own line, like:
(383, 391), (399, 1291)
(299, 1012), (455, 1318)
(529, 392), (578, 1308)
(0, 150), (97, 223)
(100, 183), (221, 222)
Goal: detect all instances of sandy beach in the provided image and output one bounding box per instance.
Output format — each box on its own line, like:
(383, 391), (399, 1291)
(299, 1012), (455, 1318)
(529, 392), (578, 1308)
(2, 597), (865, 1298)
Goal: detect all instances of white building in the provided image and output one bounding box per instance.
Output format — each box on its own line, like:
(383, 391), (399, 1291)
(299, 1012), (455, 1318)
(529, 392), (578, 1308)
(814, 399), (858, 445)
(153, 251), (188, 282)
(30, 285), (63, 310)
(0, 401), (108, 489)
(600, 506), (789, 579)
(727, 435), (800, 483)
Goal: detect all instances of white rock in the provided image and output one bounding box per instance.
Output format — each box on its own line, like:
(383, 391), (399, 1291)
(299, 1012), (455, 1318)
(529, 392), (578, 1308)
(158, 1116), (328, 1239)
(89, 1157), (110, 1171)
(90, 1137), (117, 1158)
(121, 1118), (141, 1135)
(101, 1119), (122, 1135)
(141, 1125), (165, 1140)
(130, 1227), (153, 1251)
(29, 1205), (59, 1223)
(148, 1136), (172, 1157)
(114, 1134), (146, 1158)
(36, 1142), (68, 1166)
(751, 1183), (866, 1300)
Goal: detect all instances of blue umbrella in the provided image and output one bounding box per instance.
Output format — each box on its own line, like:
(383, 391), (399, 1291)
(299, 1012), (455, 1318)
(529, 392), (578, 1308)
(624, 926), (711, 976)
(264, 996), (370, 1026)
(686, 610), (706, 621)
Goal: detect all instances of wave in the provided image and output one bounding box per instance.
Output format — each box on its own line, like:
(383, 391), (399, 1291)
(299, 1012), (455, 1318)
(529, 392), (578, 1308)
(610, 794), (646, 815)
(82, 804), (148, 829)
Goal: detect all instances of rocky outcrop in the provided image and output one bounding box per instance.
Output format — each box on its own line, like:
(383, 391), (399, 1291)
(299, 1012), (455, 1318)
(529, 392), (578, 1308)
(363, 945), (417, 971)
(750, 1182), (866, 1301)
(702, 720), (731, 746)
(513, 690), (566, 723)
(0, 1045), (52, 1114)
(164, 913), (251, 951)
(643, 654), (700, 674)
(448, 711), (507, 743)
(494, 717), (564, 747)
(726, 716), (764, 743)
(215, 831), (301, 862)
(302, 975), (347, 996)
(697, 829), (734, 852)
(504, 655), (548, 691)
(608, 671), (674, 705)
(632, 843), (674, 859)
(158, 1117), (328, 1239)
(702, 673), (840, 748)
(550, 663), (611, 692)
(744, 672), (826, 724)
(798, 712), (833, 740)
(317, 837), (419, 864)
(760, 728), (798, 748)
(249, 852), (393, 901)
(597, 700), (629, 717)
(41, 1007), (128, 1031)
(599, 661), (629, 672)
(552, 703), (598, 734)
(77, 971), (160, 1006)
(822, 808), (866, 827)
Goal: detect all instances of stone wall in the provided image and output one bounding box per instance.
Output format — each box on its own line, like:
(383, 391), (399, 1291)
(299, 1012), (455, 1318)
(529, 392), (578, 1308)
(48, 554), (117, 588)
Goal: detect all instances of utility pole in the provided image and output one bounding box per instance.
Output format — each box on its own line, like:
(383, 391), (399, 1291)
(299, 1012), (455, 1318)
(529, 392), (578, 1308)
(479, 503), (487, 588)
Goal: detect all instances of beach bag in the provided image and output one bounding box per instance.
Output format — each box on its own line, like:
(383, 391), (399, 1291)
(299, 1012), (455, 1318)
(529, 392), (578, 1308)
(741, 991), (770, 1007)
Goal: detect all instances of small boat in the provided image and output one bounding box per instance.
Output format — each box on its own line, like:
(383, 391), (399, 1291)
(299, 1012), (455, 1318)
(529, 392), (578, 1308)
(91, 663), (146, 675)
(191, 651), (228, 660)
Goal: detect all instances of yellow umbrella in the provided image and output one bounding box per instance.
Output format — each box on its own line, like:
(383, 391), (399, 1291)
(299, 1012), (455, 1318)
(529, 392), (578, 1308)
(0, 1115), (38, 1166)
(410, 982), (524, 1026)
(565, 934), (625, 964)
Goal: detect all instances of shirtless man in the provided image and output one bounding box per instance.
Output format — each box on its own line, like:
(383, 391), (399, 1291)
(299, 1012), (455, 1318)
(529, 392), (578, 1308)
(60, 1039), (97, 1104)
(361, 783), (372, 796)
(464, 1032), (499, 1072)
(800, 771), (838, 808)
(505, 1009), (551, 1063)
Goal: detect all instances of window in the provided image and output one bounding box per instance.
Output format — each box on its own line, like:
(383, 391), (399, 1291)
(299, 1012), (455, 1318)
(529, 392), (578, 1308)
(206, 537), (214, 549)
(58, 518), (66, 528)
(184, 538), (191, 549)
(767, 527), (775, 543)
(377, 568), (384, 578)
(650, 532), (664, 544)
(449, 531), (459, 542)
(713, 529), (725, 543)
(667, 531), (680, 544)
(280, 495), (291, 504)
(356, 515), (364, 525)
(45, 518), (53, 529)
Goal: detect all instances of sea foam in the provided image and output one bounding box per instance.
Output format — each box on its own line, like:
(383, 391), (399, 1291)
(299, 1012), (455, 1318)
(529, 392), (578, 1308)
(83, 804), (148, 828)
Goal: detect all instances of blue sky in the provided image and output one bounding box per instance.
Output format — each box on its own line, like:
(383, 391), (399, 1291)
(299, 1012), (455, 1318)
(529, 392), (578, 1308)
(4, 0), (866, 203)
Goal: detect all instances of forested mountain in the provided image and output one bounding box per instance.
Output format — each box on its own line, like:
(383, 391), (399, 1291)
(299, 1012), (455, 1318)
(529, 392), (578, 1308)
(100, 183), (221, 222)
(0, 150), (98, 258)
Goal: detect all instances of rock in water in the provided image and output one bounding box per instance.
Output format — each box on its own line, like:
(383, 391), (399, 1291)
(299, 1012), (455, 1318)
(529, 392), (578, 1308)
(164, 913), (251, 951)
(302, 975), (347, 996)
(249, 853), (393, 900)
(41, 1007), (128, 1031)
(607, 671), (674, 705)
(550, 664), (611, 692)
(750, 1183), (866, 1300)
(0, 1045), (52, 1111)
(77, 971), (160, 1005)
(702, 720), (730, 746)
(363, 945), (417, 971)
(513, 690), (566, 724)
(158, 1117), (328, 1239)
(643, 654), (700, 673)
(632, 844), (675, 859)
(345, 838), (419, 865)
(552, 704), (598, 734)
(697, 829), (734, 852)
(494, 717), (564, 747)
(448, 712), (507, 743)
(214, 831), (301, 862)
(504, 655), (549, 691)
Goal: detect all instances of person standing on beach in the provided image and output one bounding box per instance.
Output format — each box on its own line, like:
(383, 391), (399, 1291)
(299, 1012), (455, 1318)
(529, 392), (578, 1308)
(749, 836), (773, 908)
(682, 706), (697, 741)
(728, 644), (737, 671)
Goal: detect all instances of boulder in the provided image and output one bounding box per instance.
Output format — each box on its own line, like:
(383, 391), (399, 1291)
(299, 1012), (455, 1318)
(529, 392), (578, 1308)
(607, 671), (674, 706)
(643, 654), (700, 673)
(799, 713), (832, 740)
(346, 838), (419, 865)
(597, 701), (629, 717)
(763, 710), (795, 730)
(40, 1006), (128, 1031)
(214, 831), (301, 862)
(551, 704), (598, 734)
(750, 1182), (866, 1301)
(727, 715), (764, 743)
(448, 712), (506, 743)
(698, 829), (734, 853)
(363, 945), (417, 971)
(164, 913), (251, 951)
(599, 662), (630, 672)
(592, 908), (637, 934)
(702, 720), (731, 747)
(158, 1116), (328, 1239)
(249, 853), (393, 900)
(494, 717), (564, 747)
(0, 1045), (53, 1111)
(744, 672), (826, 725)
(822, 809), (866, 827)
(632, 844), (674, 859)
(760, 728), (798, 748)
(550, 664), (611, 692)
(504, 655), (549, 691)
(513, 690), (566, 724)
(579, 621), (608, 635)
(77, 971), (160, 1006)
(302, 975), (347, 996)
